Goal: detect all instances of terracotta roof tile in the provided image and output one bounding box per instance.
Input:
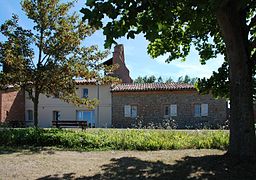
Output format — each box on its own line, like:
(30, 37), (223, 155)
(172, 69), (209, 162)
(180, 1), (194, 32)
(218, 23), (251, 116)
(111, 83), (195, 92)
(75, 79), (97, 85)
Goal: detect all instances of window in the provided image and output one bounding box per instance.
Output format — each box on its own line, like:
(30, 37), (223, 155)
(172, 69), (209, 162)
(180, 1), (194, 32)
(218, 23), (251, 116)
(164, 105), (170, 116)
(76, 110), (95, 127)
(194, 104), (208, 117)
(124, 105), (137, 118)
(164, 104), (177, 117)
(170, 104), (177, 116)
(131, 106), (137, 118)
(53, 111), (60, 121)
(124, 105), (131, 117)
(201, 104), (208, 116)
(27, 110), (33, 121)
(82, 88), (88, 98)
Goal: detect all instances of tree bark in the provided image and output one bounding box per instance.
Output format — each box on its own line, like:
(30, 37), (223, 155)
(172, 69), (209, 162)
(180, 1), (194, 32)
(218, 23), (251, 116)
(33, 89), (39, 127)
(216, 1), (256, 160)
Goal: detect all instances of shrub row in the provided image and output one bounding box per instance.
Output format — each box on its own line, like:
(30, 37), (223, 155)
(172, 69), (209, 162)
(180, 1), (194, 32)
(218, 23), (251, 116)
(0, 128), (229, 151)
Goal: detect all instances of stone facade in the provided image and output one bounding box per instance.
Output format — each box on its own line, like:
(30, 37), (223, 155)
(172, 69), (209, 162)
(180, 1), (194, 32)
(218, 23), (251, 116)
(0, 88), (25, 124)
(112, 90), (227, 128)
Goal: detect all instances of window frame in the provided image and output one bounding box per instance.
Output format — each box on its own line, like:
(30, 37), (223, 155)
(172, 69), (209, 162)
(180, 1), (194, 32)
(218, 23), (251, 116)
(27, 110), (33, 121)
(194, 104), (209, 117)
(201, 104), (208, 117)
(53, 111), (60, 121)
(124, 105), (137, 118)
(131, 105), (137, 118)
(194, 104), (201, 117)
(82, 88), (89, 98)
(164, 105), (170, 117)
(76, 110), (95, 127)
(170, 104), (177, 117)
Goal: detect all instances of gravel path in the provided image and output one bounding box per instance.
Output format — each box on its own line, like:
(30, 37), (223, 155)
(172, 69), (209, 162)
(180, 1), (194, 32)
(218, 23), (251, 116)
(0, 149), (255, 180)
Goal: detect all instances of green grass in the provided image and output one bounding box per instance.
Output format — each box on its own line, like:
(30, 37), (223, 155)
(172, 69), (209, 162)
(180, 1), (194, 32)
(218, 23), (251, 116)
(0, 128), (229, 151)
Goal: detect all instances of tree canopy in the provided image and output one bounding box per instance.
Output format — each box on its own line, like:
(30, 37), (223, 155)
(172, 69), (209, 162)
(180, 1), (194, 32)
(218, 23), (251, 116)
(133, 75), (197, 84)
(81, 0), (256, 159)
(0, 0), (117, 126)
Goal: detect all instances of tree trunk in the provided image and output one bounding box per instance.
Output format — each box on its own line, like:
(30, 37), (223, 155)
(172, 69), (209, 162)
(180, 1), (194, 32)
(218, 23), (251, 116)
(216, 2), (256, 160)
(33, 89), (39, 127)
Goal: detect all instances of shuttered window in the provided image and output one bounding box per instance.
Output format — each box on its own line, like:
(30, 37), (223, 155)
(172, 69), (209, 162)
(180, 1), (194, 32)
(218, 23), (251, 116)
(201, 104), (208, 116)
(194, 104), (201, 117)
(124, 105), (137, 118)
(164, 105), (170, 116)
(194, 104), (208, 117)
(124, 105), (131, 117)
(170, 104), (177, 116)
(131, 106), (137, 118)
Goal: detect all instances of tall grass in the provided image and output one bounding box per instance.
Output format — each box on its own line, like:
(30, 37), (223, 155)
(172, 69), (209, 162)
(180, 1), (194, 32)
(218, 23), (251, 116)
(0, 128), (229, 151)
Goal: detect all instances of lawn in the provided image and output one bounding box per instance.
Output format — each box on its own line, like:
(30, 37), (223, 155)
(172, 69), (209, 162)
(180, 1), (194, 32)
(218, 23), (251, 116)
(0, 128), (255, 179)
(1, 149), (256, 179)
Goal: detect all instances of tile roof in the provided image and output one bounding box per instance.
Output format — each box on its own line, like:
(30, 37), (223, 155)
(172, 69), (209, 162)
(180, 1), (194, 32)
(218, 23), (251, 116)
(75, 79), (97, 85)
(111, 83), (195, 92)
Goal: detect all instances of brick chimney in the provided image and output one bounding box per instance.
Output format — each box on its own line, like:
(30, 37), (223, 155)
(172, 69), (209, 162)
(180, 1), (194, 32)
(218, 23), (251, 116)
(112, 44), (132, 83)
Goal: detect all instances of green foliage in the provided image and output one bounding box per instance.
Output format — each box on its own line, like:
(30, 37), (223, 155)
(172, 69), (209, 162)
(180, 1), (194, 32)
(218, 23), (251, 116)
(177, 75), (198, 85)
(196, 62), (230, 99)
(157, 76), (163, 83)
(0, 128), (229, 151)
(166, 76), (174, 83)
(133, 75), (197, 84)
(81, 0), (256, 99)
(0, 0), (118, 126)
(133, 75), (157, 83)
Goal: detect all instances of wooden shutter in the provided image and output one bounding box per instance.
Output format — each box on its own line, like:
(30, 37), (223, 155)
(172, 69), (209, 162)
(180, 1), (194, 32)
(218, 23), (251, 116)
(201, 104), (208, 116)
(194, 104), (201, 117)
(131, 106), (137, 118)
(170, 104), (177, 116)
(124, 105), (131, 117)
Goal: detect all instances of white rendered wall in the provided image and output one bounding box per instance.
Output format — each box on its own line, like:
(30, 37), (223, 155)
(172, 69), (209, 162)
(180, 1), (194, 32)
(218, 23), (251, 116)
(25, 84), (112, 128)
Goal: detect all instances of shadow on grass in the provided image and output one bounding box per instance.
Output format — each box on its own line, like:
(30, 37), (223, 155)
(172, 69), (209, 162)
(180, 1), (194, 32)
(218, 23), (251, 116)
(36, 154), (256, 180)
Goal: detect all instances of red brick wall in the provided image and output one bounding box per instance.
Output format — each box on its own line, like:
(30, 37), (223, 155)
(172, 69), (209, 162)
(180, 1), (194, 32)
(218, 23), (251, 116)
(0, 89), (25, 123)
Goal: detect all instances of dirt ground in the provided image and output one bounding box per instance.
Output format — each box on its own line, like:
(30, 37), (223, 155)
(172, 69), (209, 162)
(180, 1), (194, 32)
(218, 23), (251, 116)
(0, 149), (255, 180)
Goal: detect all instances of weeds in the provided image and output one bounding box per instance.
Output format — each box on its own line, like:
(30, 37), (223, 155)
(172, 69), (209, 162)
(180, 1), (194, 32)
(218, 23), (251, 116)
(0, 128), (229, 151)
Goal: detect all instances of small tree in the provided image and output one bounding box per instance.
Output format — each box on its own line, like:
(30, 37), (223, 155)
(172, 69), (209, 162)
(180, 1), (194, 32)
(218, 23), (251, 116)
(0, 0), (116, 127)
(157, 76), (163, 83)
(133, 76), (144, 84)
(177, 75), (198, 85)
(166, 76), (174, 83)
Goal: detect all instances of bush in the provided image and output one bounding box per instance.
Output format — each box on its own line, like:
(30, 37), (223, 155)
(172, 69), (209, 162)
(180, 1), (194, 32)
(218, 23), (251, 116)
(0, 128), (229, 151)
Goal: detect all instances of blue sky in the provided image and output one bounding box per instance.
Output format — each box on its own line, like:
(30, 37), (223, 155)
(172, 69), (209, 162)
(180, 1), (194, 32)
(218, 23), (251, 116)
(0, 0), (224, 81)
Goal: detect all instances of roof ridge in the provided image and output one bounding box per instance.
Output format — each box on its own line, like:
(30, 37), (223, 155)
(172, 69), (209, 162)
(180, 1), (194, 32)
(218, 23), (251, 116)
(111, 82), (195, 92)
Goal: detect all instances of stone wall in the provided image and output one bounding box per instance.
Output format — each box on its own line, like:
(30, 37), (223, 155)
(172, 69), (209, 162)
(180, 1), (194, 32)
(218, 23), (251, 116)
(0, 89), (25, 123)
(112, 90), (227, 128)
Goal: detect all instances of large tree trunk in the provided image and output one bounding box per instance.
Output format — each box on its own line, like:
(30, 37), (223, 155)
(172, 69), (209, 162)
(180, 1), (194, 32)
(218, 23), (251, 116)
(33, 89), (39, 127)
(216, 1), (256, 159)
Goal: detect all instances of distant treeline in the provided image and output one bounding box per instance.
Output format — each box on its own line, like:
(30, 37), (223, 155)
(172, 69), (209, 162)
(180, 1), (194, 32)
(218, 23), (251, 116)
(133, 75), (198, 85)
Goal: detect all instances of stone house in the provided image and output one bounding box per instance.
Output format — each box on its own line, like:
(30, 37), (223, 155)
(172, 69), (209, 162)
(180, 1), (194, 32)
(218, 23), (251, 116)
(0, 44), (228, 128)
(111, 83), (228, 128)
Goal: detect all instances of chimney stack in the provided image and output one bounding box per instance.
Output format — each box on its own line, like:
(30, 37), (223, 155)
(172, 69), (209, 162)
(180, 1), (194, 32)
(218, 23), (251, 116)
(112, 44), (132, 83)
(113, 44), (125, 64)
